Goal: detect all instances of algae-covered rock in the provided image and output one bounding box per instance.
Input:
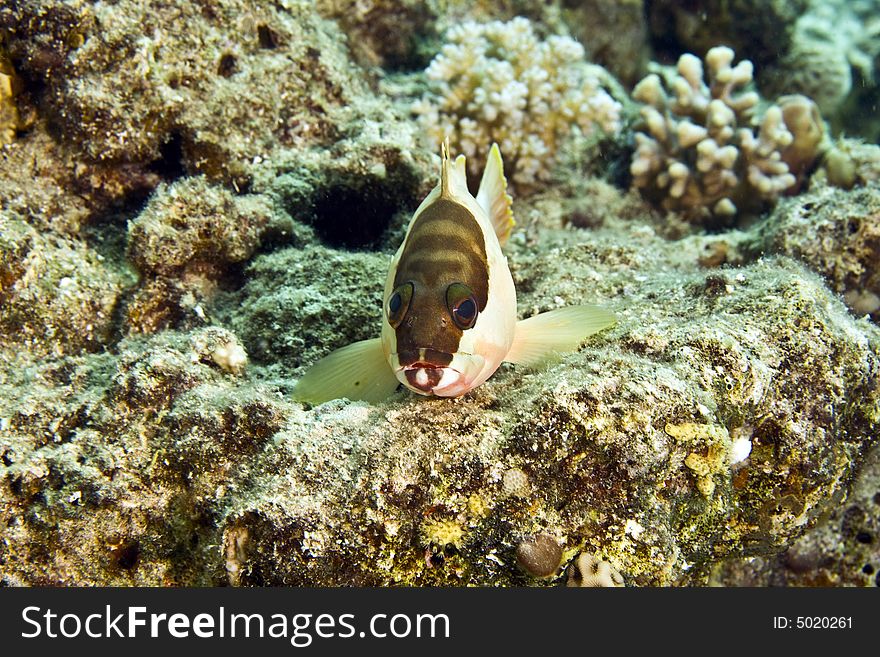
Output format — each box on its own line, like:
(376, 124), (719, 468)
(0, 331), (282, 585)
(712, 439), (880, 587)
(647, 0), (808, 70)
(128, 177), (272, 278)
(124, 176), (273, 334)
(6, 183), (877, 586)
(1, 0), (377, 187)
(0, 44), (23, 144)
(0, 126), (160, 238)
(264, 132), (433, 250)
(749, 184), (880, 319)
(215, 239), (878, 586)
(561, 0), (649, 87)
(0, 213), (124, 357)
(316, 0), (439, 70)
(232, 245), (389, 373)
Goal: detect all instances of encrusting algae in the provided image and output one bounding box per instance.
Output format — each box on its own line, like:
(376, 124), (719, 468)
(0, 46), (21, 144)
(0, 1), (879, 588)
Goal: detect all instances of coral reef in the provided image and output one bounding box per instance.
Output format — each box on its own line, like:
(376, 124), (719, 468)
(412, 17), (621, 188)
(501, 467), (531, 499)
(643, 0), (879, 142)
(0, 0), (878, 590)
(819, 139), (880, 190)
(630, 47), (825, 224)
(429, 0), (649, 87)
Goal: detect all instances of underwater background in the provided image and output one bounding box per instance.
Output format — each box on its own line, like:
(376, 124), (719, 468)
(0, 0), (878, 586)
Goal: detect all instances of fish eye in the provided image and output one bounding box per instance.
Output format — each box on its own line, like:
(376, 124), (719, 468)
(387, 282), (413, 328)
(446, 282), (478, 330)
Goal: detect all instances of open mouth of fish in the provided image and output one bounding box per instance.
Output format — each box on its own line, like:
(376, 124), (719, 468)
(402, 363), (462, 394)
(393, 350), (484, 396)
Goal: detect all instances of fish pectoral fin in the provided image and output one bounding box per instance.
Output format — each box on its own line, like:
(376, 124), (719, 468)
(503, 305), (616, 367)
(292, 338), (400, 405)
(476, 143), (515, 246)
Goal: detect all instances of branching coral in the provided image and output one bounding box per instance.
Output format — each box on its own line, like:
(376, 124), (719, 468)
(630, 46), (825, 223)
(413, 17), (622, 188)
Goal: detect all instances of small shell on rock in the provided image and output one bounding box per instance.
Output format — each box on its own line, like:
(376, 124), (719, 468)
(515, 534), (563, 578)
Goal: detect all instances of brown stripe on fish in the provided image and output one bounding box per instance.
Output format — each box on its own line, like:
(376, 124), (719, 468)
(392, 198), (489, 356)
(402, 236), (485, 266)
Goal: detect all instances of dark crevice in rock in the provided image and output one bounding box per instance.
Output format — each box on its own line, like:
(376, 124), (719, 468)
(271, 144), (431, 252)
(149, 132), (186, 183)
(311, 181), (400, 249)
(304, 167), (421, 251)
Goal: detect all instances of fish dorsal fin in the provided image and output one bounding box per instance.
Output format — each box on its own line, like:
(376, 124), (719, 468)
(476, 143), (515, 246)
(504, 305), (616, 367)
(440, 138), (471, 200)
(292, 338), (400, 405)
(440, 137), (451, 197)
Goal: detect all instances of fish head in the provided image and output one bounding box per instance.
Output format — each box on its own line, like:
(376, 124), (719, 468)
(384, 276), (493, 397)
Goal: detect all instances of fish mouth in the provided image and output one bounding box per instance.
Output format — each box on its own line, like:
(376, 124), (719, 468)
(402, 364), (463, 394)
(393, 349), (468, 396)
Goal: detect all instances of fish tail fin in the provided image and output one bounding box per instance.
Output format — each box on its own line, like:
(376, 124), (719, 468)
(292, 338), (400, 405)
(504, 305), (616, 367)
(476, 143), (515, 246)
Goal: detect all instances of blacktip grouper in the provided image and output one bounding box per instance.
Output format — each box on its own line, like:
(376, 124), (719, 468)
(293, 140), (615, 404)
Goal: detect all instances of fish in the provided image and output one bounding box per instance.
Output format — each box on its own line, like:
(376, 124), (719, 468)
(292, 140), (616, 404)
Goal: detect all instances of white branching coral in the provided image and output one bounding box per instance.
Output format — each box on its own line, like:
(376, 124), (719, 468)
(631, 46), (823, 223)
(413, 17), (622, 187)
